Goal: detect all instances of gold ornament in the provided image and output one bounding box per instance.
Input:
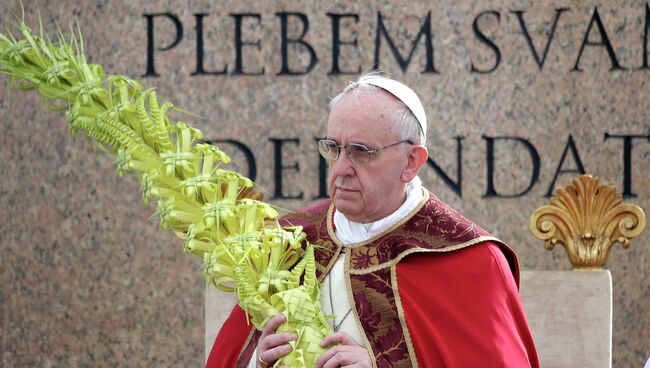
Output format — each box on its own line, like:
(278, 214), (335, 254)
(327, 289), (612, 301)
(529, 175), (645, 269)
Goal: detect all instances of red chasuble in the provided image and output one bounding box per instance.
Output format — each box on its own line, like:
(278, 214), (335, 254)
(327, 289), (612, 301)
(206, 190), (539, 368)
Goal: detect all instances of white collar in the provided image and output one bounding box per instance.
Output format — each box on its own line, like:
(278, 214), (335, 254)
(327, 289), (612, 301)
(333, 177), (423, 245)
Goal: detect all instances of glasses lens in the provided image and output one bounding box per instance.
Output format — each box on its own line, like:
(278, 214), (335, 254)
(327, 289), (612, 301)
(347, 144), (371, 164)
(318, 140), (339, 160)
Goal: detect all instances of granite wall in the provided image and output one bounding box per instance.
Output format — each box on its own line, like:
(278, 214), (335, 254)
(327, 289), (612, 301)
(1, 0), (648, 366)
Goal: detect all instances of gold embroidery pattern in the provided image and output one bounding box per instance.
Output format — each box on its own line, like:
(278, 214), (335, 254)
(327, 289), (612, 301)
(346, 192), (492, 273)
(351, 269), (412, 368)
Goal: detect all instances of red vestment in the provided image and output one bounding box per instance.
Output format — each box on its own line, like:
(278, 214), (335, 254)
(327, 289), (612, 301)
(206, 192), (539, 367)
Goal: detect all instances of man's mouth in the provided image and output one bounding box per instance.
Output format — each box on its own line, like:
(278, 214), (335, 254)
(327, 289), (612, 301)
(336, 186), (358, 193)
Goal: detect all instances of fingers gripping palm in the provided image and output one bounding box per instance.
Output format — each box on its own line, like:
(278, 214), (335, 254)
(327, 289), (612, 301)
(258, 315), (372, 368)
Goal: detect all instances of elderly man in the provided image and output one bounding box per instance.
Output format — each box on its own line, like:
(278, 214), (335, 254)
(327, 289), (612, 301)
(206, 73), (539, 367)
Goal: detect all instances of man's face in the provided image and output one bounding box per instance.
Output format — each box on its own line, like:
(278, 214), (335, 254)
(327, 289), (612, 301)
(326, 89), (410, 223)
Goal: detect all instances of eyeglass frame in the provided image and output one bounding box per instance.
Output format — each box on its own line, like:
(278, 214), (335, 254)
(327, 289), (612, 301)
(317, 138), (412, 164)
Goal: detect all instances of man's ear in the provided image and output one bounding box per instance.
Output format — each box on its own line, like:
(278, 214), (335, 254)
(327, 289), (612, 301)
(401, 145), (428, 183)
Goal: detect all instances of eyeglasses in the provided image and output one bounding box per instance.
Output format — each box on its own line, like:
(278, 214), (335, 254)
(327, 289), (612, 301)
(317, 139), (412, 164)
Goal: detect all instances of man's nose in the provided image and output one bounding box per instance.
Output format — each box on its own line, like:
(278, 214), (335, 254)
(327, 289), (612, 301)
(331, 148), (355, 177)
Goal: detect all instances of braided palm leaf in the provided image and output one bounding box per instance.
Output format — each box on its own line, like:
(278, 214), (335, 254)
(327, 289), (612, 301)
(0, 15), (332, 366)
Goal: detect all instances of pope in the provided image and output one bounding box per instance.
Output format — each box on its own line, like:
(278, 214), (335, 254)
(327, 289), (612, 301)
(207, 72), (540, 368)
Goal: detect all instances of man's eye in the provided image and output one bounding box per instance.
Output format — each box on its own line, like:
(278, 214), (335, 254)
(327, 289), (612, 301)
(350, 145), (369, 155)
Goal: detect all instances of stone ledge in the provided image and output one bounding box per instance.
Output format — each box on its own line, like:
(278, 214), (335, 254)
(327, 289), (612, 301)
(520, 270), (612, 368)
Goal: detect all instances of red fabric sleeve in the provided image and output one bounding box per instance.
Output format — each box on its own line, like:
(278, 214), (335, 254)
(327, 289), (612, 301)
(205, 304), (255, 368)
(396, 241), (539, 368)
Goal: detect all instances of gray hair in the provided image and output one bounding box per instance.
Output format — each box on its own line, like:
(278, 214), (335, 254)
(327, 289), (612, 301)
(329, 72), (426, 146)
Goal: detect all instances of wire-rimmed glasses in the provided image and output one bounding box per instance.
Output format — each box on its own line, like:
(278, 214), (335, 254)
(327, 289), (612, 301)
(317, 139), (411, 165)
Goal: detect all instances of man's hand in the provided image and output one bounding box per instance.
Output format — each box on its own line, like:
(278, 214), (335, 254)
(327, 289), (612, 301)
(315, 332), (372, 368)
(256, 314), (296, 367)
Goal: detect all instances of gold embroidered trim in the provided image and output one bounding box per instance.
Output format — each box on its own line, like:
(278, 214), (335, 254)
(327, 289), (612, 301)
(349, 236), (503, 275)
(326, 188), (430, 248)
(391, 264), (418, 368)
(343, 247), (378, 368)
(326, 203), (341, 246)
(318, 244), (342, 282)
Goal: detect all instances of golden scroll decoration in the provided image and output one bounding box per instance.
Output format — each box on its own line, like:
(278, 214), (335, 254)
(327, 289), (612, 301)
(529, 175), (646, 270)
